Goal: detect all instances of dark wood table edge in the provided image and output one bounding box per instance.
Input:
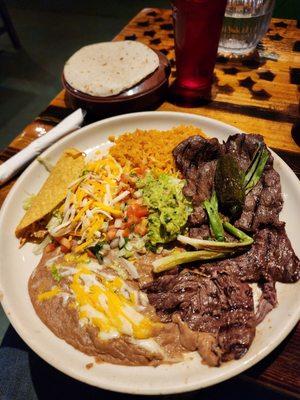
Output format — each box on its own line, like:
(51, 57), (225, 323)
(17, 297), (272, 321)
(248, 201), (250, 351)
(0, 7), (299, 397)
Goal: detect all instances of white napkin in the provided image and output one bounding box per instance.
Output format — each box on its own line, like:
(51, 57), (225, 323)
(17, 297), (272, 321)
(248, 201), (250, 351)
(0, 108), (85, 186)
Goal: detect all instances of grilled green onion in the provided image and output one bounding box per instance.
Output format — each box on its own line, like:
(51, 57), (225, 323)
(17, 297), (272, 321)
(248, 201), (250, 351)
(222, 221), (253, 244)
(243, 144), (262, 188)
(152, 250), (227, 273)
(244, 148), (269, 194)
(177, 232), (252, 251)
(203, 191), (224, 242)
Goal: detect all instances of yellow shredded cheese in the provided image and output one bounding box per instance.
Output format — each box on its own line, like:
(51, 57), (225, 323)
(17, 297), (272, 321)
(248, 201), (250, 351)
(75, 239), (94, 253)
(70, 268), (155, 339)
(56, 154), (126, 252)
(38, 286), (61, 301)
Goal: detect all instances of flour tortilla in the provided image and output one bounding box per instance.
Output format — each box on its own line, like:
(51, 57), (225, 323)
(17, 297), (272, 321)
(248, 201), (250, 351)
(16, 148), (85, 239)
(63, 41), (159, 97)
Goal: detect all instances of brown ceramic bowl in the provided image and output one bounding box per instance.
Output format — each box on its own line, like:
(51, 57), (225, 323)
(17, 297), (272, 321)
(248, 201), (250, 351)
(62, 49), (170, 119)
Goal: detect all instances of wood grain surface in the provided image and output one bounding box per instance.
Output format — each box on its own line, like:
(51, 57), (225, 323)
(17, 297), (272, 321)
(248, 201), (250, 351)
(0, 7), (299, 398)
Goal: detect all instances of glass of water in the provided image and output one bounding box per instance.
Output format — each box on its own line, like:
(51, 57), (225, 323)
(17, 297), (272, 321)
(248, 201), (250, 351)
(218, 0), (275, 57)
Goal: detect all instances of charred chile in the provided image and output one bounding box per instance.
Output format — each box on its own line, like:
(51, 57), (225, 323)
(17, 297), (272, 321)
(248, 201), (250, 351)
(215, 154), (245, 218)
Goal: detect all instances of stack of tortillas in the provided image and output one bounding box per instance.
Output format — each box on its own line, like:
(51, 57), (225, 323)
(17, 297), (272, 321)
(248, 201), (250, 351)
(63, 41), (160, 97)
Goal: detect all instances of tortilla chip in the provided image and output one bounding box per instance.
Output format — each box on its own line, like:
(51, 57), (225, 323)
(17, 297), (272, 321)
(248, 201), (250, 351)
(15, 148), (85, 238)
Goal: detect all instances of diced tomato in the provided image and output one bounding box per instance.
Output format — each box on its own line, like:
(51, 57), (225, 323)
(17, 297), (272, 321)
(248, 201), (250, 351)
(54, 236), (71, 250)
(126, 198), (136, 206)
(134, 218), (148, 236)
(60, 237), (71, 249)
(134, 166), (146, 176)
(45, 243), (57, 253)
(122, 228), (130, 238)
(116, 181), (130, 194)
(60, 245), (70, 254)
(134, 205), (148, 218)
(107, 228), (117, 241)
(126, 214), (139, 226)
(127, 204), (148, 219)
(120, 174), (135, 186)
(86, 249), (96, 258)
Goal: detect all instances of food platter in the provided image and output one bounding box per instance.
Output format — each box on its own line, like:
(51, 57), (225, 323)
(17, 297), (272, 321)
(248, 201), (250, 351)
(0, 111), (299, 395)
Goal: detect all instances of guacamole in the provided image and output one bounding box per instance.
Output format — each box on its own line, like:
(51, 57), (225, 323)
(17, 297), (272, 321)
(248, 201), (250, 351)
(137, 173), (192, 245)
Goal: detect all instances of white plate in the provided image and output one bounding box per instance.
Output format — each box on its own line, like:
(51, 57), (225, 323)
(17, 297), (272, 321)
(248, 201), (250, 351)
(0, 111), (299, 395)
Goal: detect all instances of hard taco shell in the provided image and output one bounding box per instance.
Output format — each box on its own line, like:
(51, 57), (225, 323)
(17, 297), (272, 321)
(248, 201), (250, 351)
(15, 148), (84, 239)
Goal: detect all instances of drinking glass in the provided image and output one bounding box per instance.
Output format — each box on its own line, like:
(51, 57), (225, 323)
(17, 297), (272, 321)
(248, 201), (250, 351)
(170, 0), (227, 106)
(218, 0), (275, 57)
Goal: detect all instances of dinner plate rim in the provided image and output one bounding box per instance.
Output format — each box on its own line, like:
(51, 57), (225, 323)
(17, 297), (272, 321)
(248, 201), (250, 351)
(0, 110), (299, 395)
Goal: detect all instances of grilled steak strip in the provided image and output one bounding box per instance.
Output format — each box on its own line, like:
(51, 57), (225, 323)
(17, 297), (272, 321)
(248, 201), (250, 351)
(173, 135), (223, 227)
(166, 132), (300, 364)
(144, 270), (255, 362)
(255, 281), (278, 325)
(201, 226), (300, 284)
(173, 133), (283, 234)
(226, 134), (283, 232)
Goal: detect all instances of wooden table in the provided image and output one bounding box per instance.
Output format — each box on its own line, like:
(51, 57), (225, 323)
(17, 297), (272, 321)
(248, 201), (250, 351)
(0, 7), (299, 399)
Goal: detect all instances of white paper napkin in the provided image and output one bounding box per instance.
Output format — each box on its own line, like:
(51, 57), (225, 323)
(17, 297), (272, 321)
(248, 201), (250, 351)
(0, 108), (85, 186)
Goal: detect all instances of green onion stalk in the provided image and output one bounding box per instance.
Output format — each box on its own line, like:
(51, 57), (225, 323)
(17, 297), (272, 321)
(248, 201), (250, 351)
(152, 250), (227, 273)
(203, 191), (224, 242)
(244, 148), (269, 194)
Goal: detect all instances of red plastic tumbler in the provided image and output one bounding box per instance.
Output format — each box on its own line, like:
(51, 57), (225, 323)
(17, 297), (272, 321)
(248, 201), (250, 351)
(170, 0), (227, 106)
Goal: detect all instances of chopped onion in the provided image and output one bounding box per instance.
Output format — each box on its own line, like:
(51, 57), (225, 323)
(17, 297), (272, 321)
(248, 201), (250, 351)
(110, 238), (119, 249)
(123, 259), (139, 279)
(125, 242), (133, 251)
(133, 190), (142, 199)
(33, 235), (52, 255)
(114, 219), (123, 228)
(116, 229), (123, 237)
(118, 236), (126, 248)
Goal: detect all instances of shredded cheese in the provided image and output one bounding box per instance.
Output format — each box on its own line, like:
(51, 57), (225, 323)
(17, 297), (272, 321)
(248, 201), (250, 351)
(70, 267), (155, 339)
(38, 286), (61, 301)
(55, 154), (127, 252)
